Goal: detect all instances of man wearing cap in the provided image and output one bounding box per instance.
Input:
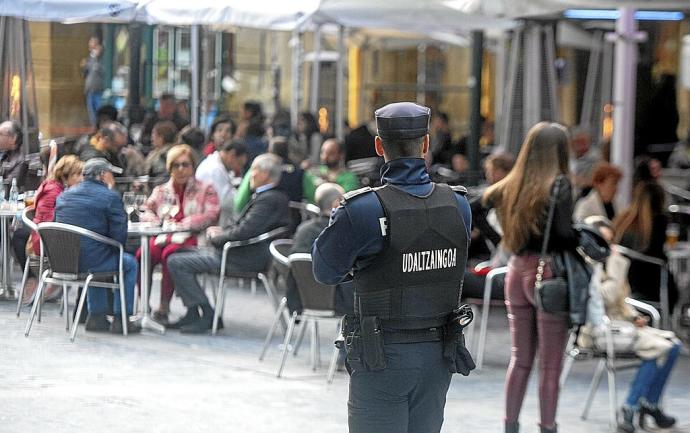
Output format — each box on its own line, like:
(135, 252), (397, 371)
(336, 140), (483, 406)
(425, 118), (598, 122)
(313, 102), (473, 433)
(55, 158), (140, 334)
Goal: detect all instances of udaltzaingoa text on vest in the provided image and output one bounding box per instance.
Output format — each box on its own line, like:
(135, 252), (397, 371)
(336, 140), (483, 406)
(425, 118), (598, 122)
(402, 248), (457, 273)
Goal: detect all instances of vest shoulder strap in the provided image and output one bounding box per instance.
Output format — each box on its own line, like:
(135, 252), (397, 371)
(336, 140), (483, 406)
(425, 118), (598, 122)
(448, 184), (468, 195)
(341, 186), (373, 203)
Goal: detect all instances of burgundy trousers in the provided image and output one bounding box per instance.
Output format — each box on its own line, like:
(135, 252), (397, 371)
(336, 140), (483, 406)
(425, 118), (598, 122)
(504, 254), (569, 429)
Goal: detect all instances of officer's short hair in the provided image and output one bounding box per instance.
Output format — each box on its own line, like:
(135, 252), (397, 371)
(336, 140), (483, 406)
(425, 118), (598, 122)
(251, 153), (283, 184)
(380, 136), (425, 160)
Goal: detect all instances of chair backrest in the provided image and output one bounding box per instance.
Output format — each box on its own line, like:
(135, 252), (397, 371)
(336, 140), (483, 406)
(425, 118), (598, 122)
(37, 223), (82, 275)
(22, 207), (37, 231)
(37, 222), (123, 277)
(269, 239), (293, 280)
(289, 253), (336, 312)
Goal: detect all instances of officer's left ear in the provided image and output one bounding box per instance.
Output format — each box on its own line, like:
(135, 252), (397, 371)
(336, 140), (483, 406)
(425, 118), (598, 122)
(374, 136), (385, 157)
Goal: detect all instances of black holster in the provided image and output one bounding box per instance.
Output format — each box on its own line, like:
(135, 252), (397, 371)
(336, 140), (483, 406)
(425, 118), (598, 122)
(443, 305), (476, 376)
(338, 315), (386, 372)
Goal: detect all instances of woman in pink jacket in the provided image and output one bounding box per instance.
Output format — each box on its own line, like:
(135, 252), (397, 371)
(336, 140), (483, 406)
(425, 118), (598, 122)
(138, 144), (220, 323)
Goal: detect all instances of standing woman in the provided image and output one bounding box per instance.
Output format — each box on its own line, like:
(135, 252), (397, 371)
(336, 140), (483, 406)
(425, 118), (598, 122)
(483, 122), (577, 433)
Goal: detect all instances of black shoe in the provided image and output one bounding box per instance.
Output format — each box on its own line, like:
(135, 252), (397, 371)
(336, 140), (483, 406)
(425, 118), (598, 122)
(167, 307), (200, 329)
(540, 424), (557, 433)
(639, 401), (675, 429)
(110, 317), (142, 335)
(180, 316), (213, 334)
(85, 314), (110, 332)
(618, 406), (636, 433)
(505, 421), (519, 433)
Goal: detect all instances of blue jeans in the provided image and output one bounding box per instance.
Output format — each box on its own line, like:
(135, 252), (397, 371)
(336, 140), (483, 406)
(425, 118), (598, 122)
(86, 253), (138, 316)
(625, 343), (681, 407)
(86, 91), (103, 126)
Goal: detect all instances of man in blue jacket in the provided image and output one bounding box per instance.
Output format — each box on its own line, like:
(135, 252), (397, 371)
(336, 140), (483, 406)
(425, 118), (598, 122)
(313, 102), (472, 433)
(55, 158), (139, 334)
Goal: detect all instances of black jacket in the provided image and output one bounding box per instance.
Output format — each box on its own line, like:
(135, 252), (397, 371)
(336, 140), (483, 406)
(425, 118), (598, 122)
(210, 187), (290, 268)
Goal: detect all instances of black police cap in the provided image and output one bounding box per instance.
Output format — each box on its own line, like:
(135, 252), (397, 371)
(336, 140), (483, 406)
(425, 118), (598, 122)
(375, 102), (431, 140)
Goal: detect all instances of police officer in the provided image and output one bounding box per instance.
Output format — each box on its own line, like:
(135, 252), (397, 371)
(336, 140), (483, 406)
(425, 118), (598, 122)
(313, 102), (473, 433)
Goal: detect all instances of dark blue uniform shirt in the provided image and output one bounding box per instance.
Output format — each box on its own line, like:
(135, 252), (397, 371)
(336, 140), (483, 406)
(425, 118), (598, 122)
(313, 157), (471, 285)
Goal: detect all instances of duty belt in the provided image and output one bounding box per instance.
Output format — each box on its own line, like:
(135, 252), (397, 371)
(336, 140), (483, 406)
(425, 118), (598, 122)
(382, 326), (444, 344)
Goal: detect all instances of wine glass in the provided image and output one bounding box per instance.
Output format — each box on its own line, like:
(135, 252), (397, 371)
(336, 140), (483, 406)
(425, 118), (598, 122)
(123, 192), (136, 223)
(135, 194), (146, 219)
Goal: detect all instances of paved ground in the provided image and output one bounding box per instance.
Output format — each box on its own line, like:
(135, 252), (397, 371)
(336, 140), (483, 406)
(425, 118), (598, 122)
(2, 274), (690, 433)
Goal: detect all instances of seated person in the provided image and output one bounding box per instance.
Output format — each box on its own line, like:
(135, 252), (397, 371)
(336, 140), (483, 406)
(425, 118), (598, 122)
(234, 136), (316, 212)
(201, 115), (235, 157)
(145, 120), (177, 182)
(286, 183), (354, 316)
(79, 123), (125, 173)
(54, 158), (140, 334)
(167, 154), (290, 333)
(138, 145), (220, 324)
(308, 138), (359, 192)
(574, 162), (622, 222)
(0, 120), (28, 186)
(196, 140), (247, 227)
(613, 181), (678, 311)
(19, 155), (84, 305)
(584, 218), (681, 433)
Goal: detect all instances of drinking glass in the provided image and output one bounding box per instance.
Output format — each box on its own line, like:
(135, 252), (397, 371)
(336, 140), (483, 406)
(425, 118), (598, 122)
(135, 194), (147, 218)
(123, 192), (136, 223)
(666, 223), (680, 249)
(24, 190), (36, 208)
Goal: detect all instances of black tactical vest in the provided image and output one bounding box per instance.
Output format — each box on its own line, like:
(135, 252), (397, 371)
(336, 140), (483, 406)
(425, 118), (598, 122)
(353, 183), (468, 329)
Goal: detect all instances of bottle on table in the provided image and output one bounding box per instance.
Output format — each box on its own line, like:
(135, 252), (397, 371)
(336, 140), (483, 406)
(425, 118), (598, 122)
(0, 176), (6, 209)
(8, 178), (19, 211)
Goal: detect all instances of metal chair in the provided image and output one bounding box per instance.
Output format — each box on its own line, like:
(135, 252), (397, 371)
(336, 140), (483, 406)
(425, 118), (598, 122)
(15, 207), (46, 317)
(24, 222), (129, 341)
(259, 253), (342, 381)
(211, 226), (290, 335)
(560, 298), (660, 429)
(464, 264), (508, 370)
(615, 244), (670, 329)
(288, 201), (320, 221)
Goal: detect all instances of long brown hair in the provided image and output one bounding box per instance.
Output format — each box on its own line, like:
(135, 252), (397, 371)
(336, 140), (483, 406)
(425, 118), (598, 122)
(612, 181), (665, 250)
(483, 122), (570, 253)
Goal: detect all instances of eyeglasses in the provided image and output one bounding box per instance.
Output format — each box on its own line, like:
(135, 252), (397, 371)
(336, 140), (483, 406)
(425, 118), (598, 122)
(171, 161), (192, 170)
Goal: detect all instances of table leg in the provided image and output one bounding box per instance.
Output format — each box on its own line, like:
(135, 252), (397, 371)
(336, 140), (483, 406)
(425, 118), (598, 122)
(0, 216), (15, 300)
(137, 234), (165, 334)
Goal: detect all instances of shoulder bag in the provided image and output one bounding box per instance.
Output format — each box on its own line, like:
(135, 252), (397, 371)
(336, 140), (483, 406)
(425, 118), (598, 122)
(534, 177), (569, 314)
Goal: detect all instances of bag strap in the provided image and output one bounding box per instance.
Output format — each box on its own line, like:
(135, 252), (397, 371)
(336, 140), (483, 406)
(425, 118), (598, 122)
(536, 176), (562, 288)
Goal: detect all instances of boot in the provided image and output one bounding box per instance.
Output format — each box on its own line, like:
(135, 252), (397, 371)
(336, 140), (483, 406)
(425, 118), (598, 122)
(505, 421), (519, 433)
(167, 306), (200, 329)
(639, 401), (675, 429)
(180, 303), (214, 334)
(85, 314), (110, 332)
(110, 316), (142, 335)
(617, 406), (636, 433)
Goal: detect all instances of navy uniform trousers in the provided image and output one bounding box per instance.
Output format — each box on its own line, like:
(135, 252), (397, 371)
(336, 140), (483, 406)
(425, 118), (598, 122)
(348, 341), (452, 433)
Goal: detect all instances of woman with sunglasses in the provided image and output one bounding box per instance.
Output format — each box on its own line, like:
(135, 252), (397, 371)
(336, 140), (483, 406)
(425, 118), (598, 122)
(138, 144), (220, 324)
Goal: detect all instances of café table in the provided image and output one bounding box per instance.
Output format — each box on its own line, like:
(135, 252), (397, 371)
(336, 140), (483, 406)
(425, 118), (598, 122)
(128, 221), (188, 334)
(0, 206), (20, 300)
